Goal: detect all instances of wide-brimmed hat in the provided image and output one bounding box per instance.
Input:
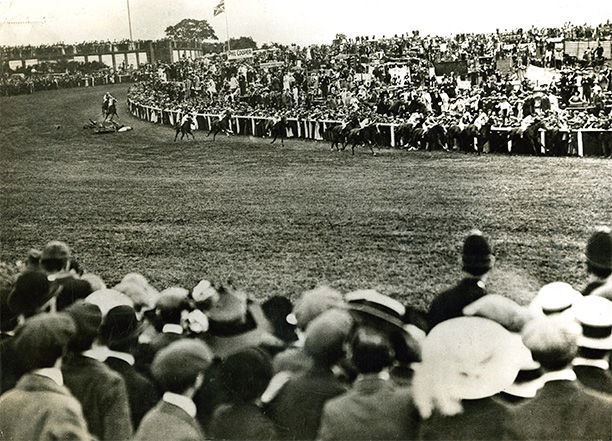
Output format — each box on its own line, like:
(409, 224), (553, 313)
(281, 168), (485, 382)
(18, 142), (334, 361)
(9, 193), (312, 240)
(8, 270), (52, 316)
(572, 296), (612, 350)
(413, 317), (527, 416)
(529, 282), (582, 317)
(206, 285), (248, 324)
(344, 289), (405, 329)
(113, 273), (159, 309)
(85, 289), (134, 317)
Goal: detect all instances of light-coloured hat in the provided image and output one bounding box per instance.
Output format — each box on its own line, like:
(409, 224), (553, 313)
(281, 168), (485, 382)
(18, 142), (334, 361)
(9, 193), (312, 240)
(412, 317), (527, 418)
(529, 282), (582, 316)
(192, 279), (219, 304)
(573, 296), (612, 350)
(291, 286), (343, 330)
(85, 289), (134, 317)
(113, 273), (159, 309)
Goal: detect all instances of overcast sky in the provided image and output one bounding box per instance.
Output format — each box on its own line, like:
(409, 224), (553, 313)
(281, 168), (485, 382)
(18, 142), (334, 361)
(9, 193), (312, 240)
(0, 0), (610, 47)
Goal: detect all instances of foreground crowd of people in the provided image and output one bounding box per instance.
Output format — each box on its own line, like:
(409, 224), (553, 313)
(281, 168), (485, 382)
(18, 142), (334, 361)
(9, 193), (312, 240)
(1, 226), (611, 441)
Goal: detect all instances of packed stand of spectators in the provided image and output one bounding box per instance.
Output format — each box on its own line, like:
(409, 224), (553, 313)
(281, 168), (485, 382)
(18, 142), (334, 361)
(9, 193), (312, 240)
(127, 22), (612, 155)
(0, 68), (134, 96)
(1, 226), (611, 441)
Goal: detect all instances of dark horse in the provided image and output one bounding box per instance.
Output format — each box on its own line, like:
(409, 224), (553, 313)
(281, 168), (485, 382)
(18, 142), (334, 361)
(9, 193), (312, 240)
(326, 118), (359, 151)
(103, 99), (118, 122)
(174, 115), (195, 141)
(344, 123), (381, 155)
(207, 113), (233, 141)
(262, 117), (288, 146)
(447, 124), (489, 154)
(508, 119), (547, 155)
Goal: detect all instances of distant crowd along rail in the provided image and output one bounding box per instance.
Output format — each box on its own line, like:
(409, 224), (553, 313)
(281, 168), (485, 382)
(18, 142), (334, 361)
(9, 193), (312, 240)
(127, 99), (611, 157)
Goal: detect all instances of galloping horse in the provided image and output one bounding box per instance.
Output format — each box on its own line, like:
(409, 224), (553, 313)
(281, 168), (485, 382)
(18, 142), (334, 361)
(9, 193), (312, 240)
(508, 119), (547, 155)
(326, 118), (359, 151)
(207, 112), (233, 141)
(103, 98), (118, 122)
(174, 114), (195, 141)
(269, 116), (288, 146)
(343, 123), (381, 155)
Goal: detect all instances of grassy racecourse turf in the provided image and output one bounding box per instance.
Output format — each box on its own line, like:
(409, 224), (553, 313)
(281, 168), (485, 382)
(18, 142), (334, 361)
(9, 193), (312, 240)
(1, 84), (611, 310)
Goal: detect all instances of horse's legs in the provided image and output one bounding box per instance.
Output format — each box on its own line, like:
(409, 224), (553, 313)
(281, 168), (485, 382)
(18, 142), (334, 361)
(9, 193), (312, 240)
(281, 136), (284, 147)
(213, 129), (217, 141)
(271, 133), (277, 144)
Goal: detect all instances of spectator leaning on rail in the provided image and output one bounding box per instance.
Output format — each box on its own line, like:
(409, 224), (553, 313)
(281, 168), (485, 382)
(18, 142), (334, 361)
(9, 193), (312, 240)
(428, 230), (494, 327)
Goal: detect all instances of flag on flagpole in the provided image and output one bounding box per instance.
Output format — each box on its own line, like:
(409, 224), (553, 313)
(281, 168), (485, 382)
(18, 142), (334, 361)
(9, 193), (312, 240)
(214, 0), (225, 16)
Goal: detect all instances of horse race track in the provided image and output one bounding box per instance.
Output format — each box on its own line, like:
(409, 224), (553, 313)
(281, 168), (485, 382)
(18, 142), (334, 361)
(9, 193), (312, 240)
(1, 84), (611, 308)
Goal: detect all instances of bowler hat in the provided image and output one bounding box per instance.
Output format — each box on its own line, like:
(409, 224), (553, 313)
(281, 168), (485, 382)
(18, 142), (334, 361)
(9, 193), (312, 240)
(99, 305), (144, 347)
(151, 339), (214, 391)
(462, 230), (493, 274)
(12, 313), (76, 371)
(586, 227), (612, 270)
(8, 270), (52, 316)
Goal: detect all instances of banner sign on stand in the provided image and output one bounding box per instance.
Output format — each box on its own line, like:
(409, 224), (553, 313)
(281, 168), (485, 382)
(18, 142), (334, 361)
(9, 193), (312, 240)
(227, 48), (254, 60)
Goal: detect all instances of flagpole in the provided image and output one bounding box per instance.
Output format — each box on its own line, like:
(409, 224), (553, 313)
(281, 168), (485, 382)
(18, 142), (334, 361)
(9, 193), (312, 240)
(224, 1), (231, 52)
(126, 0), (133, 40)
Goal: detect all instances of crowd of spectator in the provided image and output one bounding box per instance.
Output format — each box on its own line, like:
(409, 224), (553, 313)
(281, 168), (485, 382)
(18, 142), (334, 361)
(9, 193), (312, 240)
(126, 22), (612, 147)
(0, 226), (611, 441)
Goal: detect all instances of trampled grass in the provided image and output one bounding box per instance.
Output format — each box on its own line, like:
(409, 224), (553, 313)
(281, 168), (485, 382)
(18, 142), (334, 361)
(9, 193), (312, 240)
(1, 84), (610, 310)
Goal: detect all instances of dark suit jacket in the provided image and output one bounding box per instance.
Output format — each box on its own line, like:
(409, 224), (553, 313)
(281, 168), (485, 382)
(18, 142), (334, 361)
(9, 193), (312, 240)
(210, 402), (278, 440)
(0, 336), (22, 394)
(105, 355), (160, 428)
(504, 380), (612, 440)
(62, 352), (133, 441)
(264, 364), (347, 440)
(582, 280), (605, 296)
(419, 397), (508, 440)
(134, 400), (206, 441)
(574, 364), (612, 395)
(318, 375), (420, 441)
(428, 278), (487, 328)
(0, 373), (93, 441)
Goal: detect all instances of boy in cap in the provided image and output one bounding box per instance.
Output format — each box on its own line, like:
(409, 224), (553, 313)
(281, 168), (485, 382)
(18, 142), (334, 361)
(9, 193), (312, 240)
(428, 230), (494, 328)
(504, 315), (612, 440)
(134, 339), (213, 441)
(61, 301), (133, 441)
(582, 227), (612, 296)
(265, 309), (352, 441)
(317, 326), (420, 441)
(0, 313), (93, 441)
(571, 296), (612, 394)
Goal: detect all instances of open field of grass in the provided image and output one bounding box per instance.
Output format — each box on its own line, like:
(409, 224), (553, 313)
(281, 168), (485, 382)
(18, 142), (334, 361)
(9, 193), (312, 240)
(1, 84), (611, 309)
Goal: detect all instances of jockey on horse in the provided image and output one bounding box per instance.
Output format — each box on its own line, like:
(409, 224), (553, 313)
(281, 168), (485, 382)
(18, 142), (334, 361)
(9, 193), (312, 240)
(207, 108), (234, 140)
(174, 109), (197, 141)
(103, 92), (118, 122)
